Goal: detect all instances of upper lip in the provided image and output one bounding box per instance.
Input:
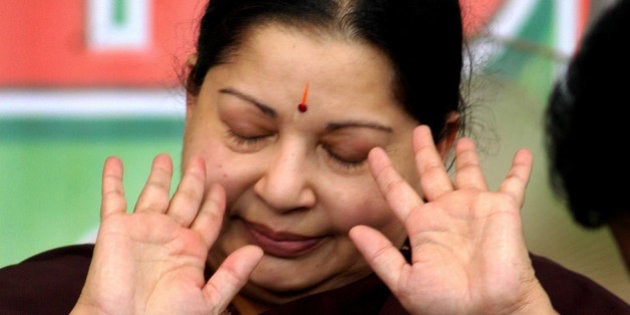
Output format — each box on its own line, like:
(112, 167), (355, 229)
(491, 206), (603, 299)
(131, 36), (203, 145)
(240, 218), (327, 258)
(242, 220), (316, 241)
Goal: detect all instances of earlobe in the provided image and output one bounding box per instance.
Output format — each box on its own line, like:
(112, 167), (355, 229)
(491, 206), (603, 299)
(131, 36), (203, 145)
(185, 92), (197, 121)
(436, 111), (460, 161)
(186, 53), (198, 69)
(185, 54), (199, 121)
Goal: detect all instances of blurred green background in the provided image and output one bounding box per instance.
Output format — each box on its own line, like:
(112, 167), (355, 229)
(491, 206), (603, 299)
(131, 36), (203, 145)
(0, 117), (183, 261)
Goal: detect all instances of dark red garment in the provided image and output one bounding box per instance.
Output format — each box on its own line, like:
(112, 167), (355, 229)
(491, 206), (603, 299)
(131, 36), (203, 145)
(0, 244), (628, 314)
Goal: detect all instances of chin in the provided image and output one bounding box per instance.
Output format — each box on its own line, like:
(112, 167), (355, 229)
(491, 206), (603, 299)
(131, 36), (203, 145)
(245, 254), (371, 300)
(248, 256), (325, 290)
(241, 271), (331, 306)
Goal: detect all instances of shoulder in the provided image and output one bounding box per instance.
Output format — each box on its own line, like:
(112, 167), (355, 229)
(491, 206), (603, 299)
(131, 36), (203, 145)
(531, 253), (630, 314)
(0, 244), (94, 315)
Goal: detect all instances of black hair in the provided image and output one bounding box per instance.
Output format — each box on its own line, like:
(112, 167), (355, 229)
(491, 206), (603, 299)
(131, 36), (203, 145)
(186, 0), (465, 141)
(545, 0), (630, 227)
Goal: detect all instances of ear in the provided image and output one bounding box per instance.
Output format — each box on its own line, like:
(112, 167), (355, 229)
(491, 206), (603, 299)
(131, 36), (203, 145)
(186, 53), (198, 71)
(435, 111), (460, 161)
(185, 54), (199, 121)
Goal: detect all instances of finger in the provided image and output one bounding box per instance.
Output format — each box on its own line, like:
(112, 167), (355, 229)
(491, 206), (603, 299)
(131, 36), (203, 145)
(203, 245), (263, 312)
(135, 153), (173, 213)
(167, 156), (206, 226)
(191, 183), (227, 247)
(349, 225), (407, 290)
(453, 137), (488, 190)
(498, 148), (533, 207)
(368, 147), (424, 222)
(413, 125), (453, 200)
(100, 156), (126, 220)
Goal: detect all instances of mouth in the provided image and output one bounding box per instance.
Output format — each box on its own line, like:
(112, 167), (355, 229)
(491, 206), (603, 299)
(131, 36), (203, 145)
(241, 220), (324, 258)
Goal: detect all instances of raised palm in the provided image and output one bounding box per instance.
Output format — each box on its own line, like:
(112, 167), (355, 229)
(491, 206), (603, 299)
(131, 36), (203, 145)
(71, 154), (262, 314)
(350, 125), (556, 314)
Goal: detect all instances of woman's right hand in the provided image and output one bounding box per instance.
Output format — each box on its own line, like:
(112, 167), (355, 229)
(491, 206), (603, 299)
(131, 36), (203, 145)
(71, 154), (263, 315)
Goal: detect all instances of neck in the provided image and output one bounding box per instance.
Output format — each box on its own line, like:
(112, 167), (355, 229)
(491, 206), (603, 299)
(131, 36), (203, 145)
(608, 211), (630, 276)
(232, 294), (272, 315)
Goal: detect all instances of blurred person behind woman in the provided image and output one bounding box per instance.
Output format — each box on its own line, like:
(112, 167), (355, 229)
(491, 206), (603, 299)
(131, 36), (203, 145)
(546, 0), (630, 273)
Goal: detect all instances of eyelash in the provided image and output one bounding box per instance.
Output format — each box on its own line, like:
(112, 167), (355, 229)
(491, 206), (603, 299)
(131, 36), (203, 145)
(322, 144), (366, 170)
(227, 129), (366, 169)
(226, 130), (269, 147)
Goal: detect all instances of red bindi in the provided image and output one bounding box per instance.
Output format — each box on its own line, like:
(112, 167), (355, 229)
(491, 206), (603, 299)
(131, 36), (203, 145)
(298, 83), (309, 113)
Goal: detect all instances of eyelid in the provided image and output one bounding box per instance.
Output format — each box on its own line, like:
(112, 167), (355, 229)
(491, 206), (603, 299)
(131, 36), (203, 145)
(321, 143), (367, 170)
(226, 129), (273, 150)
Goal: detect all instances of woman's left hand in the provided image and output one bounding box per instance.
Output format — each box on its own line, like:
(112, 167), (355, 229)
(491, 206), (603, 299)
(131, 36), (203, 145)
(349, 125), (557, 315)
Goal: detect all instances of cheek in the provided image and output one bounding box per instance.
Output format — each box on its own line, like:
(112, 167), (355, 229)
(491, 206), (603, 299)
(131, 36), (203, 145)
(386, 143), (422, 195)
(325, 179), (403, 234)
(202, 149), (264, 208)
(183, 135), (239, 190)
(182, 111), (261, 206)
(204, 153), (244, 202)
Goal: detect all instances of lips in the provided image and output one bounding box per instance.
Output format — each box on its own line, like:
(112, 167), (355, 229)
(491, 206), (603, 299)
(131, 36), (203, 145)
(241, 220), (324, 258)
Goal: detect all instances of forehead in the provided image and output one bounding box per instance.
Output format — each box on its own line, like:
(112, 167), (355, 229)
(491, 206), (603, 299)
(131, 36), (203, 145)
(244, 25), (383, 67)
(217, 23), (402, 116)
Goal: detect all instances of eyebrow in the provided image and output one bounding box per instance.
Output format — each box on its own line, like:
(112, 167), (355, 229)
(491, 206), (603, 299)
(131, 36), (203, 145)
(218, 88), (393, 133)
(219, 88), (277, 118)
(326, 121), (393, 133)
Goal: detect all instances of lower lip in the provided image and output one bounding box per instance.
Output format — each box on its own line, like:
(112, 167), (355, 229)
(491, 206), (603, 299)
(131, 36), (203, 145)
(242, 222), (323, 258)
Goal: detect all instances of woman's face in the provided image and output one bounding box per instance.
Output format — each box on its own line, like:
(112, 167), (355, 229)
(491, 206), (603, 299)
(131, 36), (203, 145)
(182, 24), (426, 303)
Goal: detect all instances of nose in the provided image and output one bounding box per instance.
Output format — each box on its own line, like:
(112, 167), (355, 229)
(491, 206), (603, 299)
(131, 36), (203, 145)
(253, 142), (316, 212)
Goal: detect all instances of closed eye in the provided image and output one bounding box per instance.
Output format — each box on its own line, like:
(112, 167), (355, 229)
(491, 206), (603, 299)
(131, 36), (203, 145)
(322, 144), (367, 170)
(226, 130), (271, 148)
